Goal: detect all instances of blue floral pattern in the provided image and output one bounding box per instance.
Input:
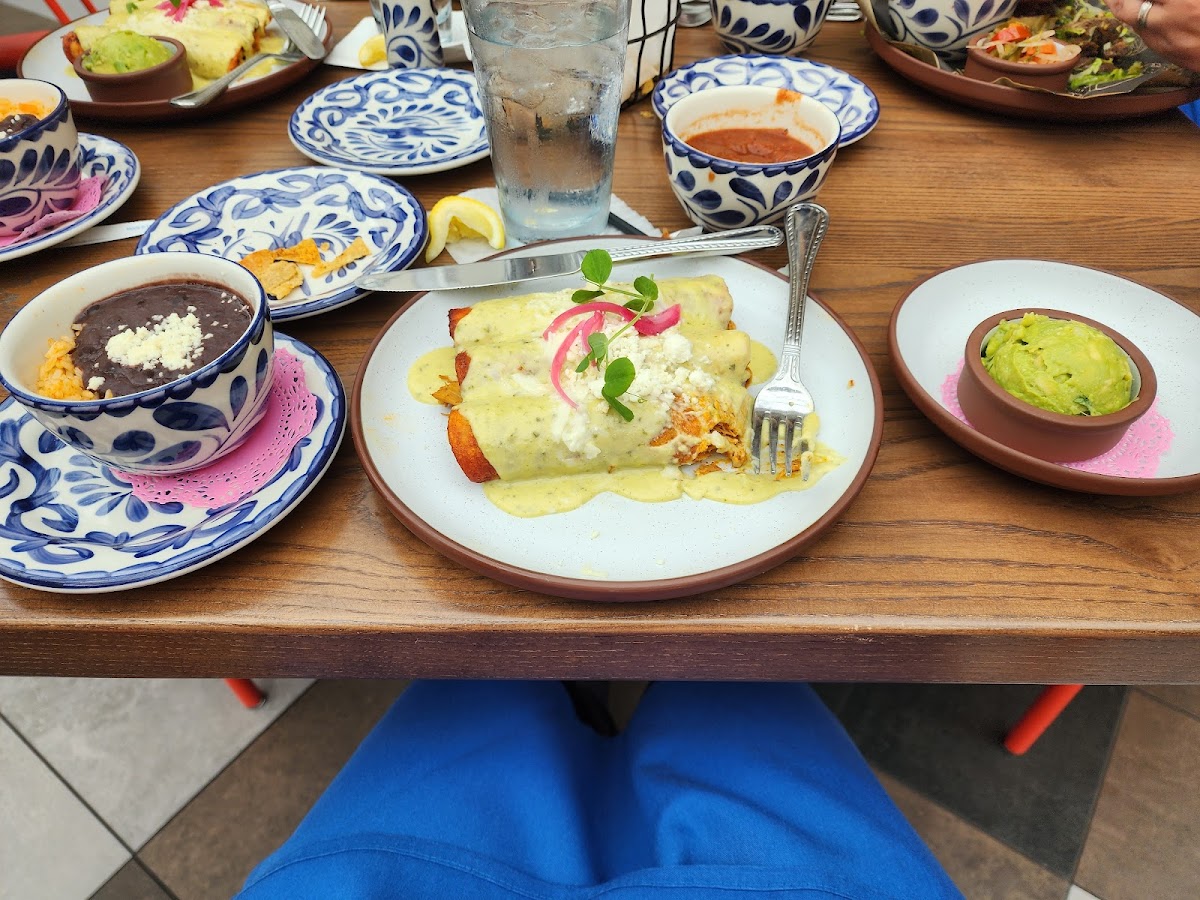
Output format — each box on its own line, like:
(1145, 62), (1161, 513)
(0, 334), (345, 592)
(0, 91), (80, 238)
(885, 0), (1017, 58)
(663, 124), (837, 229)
(288, 69), (489, 176)
(652, 54), (880, 146)
(135, 166), (427, 322)
(0, 133), (140, 264)
(380, 0), (443, 68)
(711, 0), (833, 56)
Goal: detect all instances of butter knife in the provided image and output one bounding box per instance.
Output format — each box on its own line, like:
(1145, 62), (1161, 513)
(355, 225), (784, 293)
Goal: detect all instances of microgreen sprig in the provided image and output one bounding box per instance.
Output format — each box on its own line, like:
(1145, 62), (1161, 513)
(570, 250), (658, 421)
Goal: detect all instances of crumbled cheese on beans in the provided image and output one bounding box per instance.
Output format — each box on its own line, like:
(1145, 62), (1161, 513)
(105, 312), (205, 372)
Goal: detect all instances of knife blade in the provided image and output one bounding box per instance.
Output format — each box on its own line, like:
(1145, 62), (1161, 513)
(61, 219), (155, 248)
(267, 2), (327, 59)
(355, 225), (784, 292)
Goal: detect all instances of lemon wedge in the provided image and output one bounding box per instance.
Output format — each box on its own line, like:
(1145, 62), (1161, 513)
(358, 33), (385, 68)
(424, 195), (506, 263)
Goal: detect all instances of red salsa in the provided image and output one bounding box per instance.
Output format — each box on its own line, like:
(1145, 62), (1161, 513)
(684, 127), (815, 163)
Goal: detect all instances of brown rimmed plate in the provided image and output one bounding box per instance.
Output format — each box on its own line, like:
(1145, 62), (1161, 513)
(351, 237), (883, 601)
(865, 24), (1200, 122)
(17, 1), (332, 122)
(889, 259), (1200, 496)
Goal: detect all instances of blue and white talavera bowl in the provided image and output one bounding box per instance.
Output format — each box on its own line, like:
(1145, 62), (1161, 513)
(0, 79), (81, 239)
(0, 254), (274, 475)
(662, 84), (840, 230)
(711, 0), (833, 56)
(883, 0), (1017, 60)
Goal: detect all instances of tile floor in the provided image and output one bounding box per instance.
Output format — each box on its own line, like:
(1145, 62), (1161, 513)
(1, 678), (1197, 899)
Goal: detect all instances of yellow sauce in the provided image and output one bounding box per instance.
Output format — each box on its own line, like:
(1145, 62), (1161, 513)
(749, 339), (776, 385)
(408, 347), (458, 404)
(404, 285), (842, 519)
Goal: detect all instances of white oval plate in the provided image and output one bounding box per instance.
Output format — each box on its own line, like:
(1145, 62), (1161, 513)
(352, 238), (883, 601)
(889, 259), (1200, 495)
(288, 68), (490, 175)
(0, 134), (139, 265)
(651, 53), (880, 146)
(17, 0), (331, 122)
(0, 334), (345, 593)
(135, 166), (427, 322)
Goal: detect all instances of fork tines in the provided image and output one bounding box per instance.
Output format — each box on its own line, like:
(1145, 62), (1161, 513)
(750, 414), (812, 480)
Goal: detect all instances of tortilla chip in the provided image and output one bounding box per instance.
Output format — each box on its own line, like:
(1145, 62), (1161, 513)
(238, 248), (280, 278)
(272, 238), (322, 265)
(257, 260), (304, 300)
(312, 237), (371, 278)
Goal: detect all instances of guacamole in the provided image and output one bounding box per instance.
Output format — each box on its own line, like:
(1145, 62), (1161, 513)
(982, 312), (1133, 416)
(82, 31), (173, 74)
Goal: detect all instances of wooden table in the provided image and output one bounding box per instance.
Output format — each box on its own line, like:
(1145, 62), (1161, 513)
(2, 5), (1198, 683)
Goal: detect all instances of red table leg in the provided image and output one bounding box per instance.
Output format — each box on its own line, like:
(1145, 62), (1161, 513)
(225, 678), (267, 709)
(1003, 684), (1083, 755)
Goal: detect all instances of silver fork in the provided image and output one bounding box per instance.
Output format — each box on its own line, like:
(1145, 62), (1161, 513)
(750, 202), (829, 479)
(169, 3), (327, 109)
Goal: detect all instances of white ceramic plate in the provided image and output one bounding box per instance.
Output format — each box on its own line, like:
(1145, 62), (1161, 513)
(0, 334), (345, 593)
(17, 0), (332, 122)
(352, 238), (883, 601)
(889, 259), (1200, 494)
(0, 134), (139, 265)
(651, 53), (881, 146)
(135, 166), (428, 322)
(288, 68), (490, 175)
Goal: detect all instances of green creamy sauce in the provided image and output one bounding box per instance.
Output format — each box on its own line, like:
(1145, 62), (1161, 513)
(982, 313), (1133, 416)
(405, 284), (844, 518)
(83, 31), (173, 74)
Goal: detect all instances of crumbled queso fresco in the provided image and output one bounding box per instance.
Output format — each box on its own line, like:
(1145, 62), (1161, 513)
(105, 310), (208, 373)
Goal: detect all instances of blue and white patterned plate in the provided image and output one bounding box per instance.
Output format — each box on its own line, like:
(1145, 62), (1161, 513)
(135, 166), (427, 322)
(651, 54), (880, 147)
(0, 133), (139, 265)
(288, 68), (490, 175)
(0, 334), (345, 593)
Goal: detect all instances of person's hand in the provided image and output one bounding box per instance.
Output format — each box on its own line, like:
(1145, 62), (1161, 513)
(1106, 0), (1200, 73)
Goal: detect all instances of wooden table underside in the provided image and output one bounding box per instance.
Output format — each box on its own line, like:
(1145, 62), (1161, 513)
(2, 5), (1198, 682)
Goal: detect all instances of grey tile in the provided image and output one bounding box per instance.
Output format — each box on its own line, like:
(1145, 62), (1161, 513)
(89, 860), (172, 900)
(833, 684), (1126, 878)
(0, 677), (312, 848)
(1140, 684), (1200, 719)
(0, 718), (128, 900)
(877, 772), (1069, 900)
(1076, 692), (1200, 900)
(141, 679), (408, 900)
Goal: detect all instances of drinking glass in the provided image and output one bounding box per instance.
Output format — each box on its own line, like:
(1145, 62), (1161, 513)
(463, 0), (632, 242)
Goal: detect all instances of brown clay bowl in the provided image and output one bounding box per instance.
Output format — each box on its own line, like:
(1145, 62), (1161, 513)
(72, 37), (191, 103)
(957, 308), (1156, 463)
(963, 36), (1081, 92)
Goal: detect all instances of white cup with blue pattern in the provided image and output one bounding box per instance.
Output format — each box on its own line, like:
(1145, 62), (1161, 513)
(710, 0), (833, 56)
(883, 0), (1017, 61)
(662, 84), (840, 230)
(0, 254), (274, 476)
(371, 0), (446, 68)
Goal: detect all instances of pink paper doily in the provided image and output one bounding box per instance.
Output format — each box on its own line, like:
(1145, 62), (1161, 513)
(0, 175), (107, 248)
(940, 360), (1173, 478)
(116, 348), (319, 507)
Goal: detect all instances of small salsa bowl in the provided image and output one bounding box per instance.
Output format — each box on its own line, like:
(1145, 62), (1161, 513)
(957, 308), (1156, 462)
(964, 32), (1082, 92)
(0, 254), (274, 475)
(70, 36), (192, 103)
(661, 84), (840, 230)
